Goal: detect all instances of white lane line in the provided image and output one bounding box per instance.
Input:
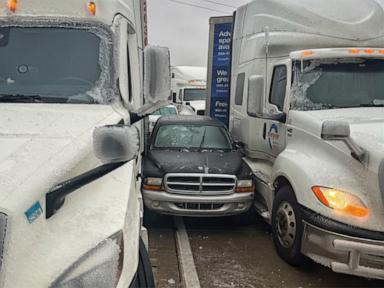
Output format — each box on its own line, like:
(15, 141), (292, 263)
(174, 216), (201, 288)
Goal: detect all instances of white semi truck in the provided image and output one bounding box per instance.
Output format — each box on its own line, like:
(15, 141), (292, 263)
(171, 66), (207, 115)
(0, 0), (170, 287)
(229, 0), (384, 280)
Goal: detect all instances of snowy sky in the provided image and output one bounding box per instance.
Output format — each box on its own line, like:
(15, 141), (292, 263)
(147, 0), (250, 67)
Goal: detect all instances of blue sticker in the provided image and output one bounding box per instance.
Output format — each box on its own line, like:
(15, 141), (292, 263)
(25, 201), (43, 224)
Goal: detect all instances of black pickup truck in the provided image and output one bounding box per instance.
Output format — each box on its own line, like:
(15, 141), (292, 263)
(142, 115), (254, 217)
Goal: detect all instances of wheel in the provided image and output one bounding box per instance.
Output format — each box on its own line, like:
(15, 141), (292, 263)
(271, 185), (307, 266)
(131, 237), (155, 288)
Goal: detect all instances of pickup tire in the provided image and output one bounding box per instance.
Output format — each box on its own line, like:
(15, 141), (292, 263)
(271, 185), (307, 266)
(131, 237), (155, 288)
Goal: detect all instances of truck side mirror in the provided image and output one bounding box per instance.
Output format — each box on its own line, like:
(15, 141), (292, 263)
(247, 75), (265, 117)
(321, 121), (367, 164)
(321, 121), (350, 140)
(93, 125), (140, 163)
(186, 101), (191, 106)
(144, 46), (171, 103)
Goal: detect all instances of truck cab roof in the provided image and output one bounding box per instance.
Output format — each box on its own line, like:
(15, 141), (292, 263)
(0, 0), (136, 26)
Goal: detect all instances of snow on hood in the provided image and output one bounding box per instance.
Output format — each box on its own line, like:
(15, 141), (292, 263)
(290, 108), (384, 162)
(144, 149), (243, 176)
(0, 103), (122, 212)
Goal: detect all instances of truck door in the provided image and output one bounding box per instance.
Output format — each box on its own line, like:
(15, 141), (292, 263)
(260, 61), (290, 158)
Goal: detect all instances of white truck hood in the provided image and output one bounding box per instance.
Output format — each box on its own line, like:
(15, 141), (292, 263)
(290, 108), (384, 164)
(0, 104), (122, 211)
(0, 103), (133, 287)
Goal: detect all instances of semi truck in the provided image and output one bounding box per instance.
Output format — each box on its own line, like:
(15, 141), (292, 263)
(0, 0), (170, 287)
(171, 66), (207, 115)
(227, 0), (384, 280)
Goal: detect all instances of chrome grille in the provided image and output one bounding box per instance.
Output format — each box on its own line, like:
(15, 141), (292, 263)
(165, 173), (236, 195)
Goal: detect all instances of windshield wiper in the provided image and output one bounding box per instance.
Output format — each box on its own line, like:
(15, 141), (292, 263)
(0, 94), (91, 104)
(0, 94), (43, 103)
(199, 128), (207, 151)
(358, 103), (384, 107)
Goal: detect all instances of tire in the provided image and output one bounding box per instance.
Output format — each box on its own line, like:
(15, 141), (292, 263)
(131, 238), (155, 288)
(271, 185), (307, 266)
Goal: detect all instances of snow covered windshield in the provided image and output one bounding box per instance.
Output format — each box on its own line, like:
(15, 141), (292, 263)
(184, 89), (206, 101)
(154, 124), (232, 150)
(0, 26), (113, 104)
(291, 58), (384, 110)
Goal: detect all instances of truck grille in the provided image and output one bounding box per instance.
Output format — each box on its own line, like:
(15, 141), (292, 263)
(164, 173), (236, 195)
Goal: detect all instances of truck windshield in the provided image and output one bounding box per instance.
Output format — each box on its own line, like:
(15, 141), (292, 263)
(291, 58), (384, 110)
(184, 89), (206, 101)
(0, 27), (112, 104)
(154, 124), (232, 150)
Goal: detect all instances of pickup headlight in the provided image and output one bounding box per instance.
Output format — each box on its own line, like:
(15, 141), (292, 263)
(143, 177), (164, 191)
(235, 179), (255, 193)
(51, 231), (124, 288)
(312, 186), (369, 217)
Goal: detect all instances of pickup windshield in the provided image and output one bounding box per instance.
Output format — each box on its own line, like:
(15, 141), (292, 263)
(0, 26), (112, 104)
(291, 58), (384, 110)
(184, 88), (206, 101)
(154, 124), (232, 150)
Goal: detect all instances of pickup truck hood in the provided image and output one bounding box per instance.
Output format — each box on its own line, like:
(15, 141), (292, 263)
(145, 149), (243, 176)
(290, 108), (384, 161)
(0, 104), (122, 212)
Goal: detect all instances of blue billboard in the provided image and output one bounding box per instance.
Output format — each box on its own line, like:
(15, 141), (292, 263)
(209, 21), (232, 126)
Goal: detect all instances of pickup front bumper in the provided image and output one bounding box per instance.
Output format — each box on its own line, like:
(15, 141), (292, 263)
(301, 207), (384, 279)
(142, 189), (254, 217)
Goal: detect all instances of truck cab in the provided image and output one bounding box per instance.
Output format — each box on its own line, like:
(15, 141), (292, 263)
(0, 0), (170, 287)
(230, 0), (384, 280)
(171, 66), (207, 115)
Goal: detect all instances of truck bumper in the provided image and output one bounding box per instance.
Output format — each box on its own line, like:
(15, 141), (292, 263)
(301, 207), (384, 280)
(143, 189), (254, 217)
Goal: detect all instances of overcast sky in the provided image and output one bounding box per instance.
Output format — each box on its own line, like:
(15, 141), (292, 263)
(147, 0), (250, 67)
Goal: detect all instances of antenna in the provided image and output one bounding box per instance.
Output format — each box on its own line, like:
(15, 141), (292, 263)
(264, 26), (270, 109)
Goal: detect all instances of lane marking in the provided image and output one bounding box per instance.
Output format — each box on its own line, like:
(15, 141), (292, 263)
(174, 216), (201, 288)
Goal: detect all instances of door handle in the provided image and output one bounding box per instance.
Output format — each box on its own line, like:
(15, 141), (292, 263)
(263, 123), (267, 139)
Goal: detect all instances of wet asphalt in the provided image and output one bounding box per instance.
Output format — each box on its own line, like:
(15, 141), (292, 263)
(145, 210), (384, 288)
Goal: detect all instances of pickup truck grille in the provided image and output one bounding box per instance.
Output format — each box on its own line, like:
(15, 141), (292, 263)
(164, 173), (236, 195)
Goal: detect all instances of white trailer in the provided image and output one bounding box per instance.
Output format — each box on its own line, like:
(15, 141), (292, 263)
(0, 0), (170, 287)
(171, 66), (207, 115)
(230, 0), (384, 279)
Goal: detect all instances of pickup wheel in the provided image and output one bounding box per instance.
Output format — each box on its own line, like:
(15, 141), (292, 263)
(131, 237), (155, 288)
(271, 185), (307, 266)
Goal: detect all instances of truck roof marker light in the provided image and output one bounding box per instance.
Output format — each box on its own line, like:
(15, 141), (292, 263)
(349, 48), (360, 54)
(312, 186), (369, 218)
(365, 48), (374, 54)
(302, 50), (314, 57)
(89, 2), (96, 16)
(7, 0), (17, 13)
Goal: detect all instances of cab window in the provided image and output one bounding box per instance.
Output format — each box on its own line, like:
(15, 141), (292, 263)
(269, 65), (287, 111)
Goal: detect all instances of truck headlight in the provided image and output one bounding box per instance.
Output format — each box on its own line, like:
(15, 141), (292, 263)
(312, 186), (369, 217)
(51, 231), (124, 288)
(143, 177), (164, 191)
(235, 179), (255, 193)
